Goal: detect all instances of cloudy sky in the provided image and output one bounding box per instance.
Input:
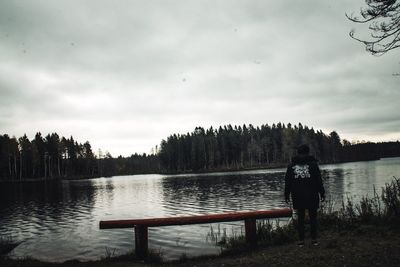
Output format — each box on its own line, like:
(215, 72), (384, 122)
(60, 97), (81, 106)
(0, 0), (399, 156)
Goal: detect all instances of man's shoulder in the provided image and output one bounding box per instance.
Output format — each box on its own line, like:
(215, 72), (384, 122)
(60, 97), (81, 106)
(286, 163), (297, 171)
(289, 157), (320, 172)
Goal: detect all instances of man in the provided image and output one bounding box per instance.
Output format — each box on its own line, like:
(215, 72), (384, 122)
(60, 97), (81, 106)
(284, 144), (325, 246)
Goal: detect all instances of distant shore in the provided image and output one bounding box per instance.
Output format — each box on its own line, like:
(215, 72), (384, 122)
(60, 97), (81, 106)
(1, 156), (395, 183)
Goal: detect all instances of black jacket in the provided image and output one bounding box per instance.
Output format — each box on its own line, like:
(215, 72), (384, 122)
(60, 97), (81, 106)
(284, 155), (325, 209)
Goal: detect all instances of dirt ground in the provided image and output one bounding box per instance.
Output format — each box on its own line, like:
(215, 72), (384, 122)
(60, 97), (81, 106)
(2, 226), (400, 267)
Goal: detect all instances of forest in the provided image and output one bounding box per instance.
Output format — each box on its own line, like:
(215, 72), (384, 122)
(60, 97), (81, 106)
(0, 132), (159, 181)
(0, 123), (399, 180)
(159, 123), (341, 172)
(159, 123), (400, 172)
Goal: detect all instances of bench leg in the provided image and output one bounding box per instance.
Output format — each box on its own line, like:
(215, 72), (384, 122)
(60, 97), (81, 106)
(245, 218), (257, 247)
(135, 225), (148, 258)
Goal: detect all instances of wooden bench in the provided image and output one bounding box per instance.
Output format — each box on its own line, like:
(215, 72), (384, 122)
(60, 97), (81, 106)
(99, 208), (292, 258)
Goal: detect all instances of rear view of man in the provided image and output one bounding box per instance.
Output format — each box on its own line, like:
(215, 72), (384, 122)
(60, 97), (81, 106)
(284, 144), (325, 246)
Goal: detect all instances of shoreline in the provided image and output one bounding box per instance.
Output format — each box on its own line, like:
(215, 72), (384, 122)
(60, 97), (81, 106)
(2, 225), (400, 266)
(0, 156), (395, 183)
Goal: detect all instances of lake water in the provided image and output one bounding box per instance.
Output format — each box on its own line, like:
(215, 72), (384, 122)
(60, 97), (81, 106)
(1, 157), (399, 262)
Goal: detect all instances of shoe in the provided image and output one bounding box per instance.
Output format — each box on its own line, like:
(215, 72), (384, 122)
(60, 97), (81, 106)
(297, 241), (305, 247)
(311, 240), (319, 246)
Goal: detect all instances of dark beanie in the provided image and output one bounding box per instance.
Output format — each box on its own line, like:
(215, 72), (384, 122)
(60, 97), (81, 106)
(297, 144), (310, 155)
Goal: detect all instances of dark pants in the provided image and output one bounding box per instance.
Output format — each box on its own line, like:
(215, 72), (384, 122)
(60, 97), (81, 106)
(297, 208), (318, 241)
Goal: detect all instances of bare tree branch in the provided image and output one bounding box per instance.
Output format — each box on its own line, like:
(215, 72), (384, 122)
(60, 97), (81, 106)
(347, 0), (400, 55)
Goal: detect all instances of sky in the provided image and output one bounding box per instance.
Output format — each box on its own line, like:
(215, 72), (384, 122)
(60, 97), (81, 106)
(0, 0), (399, 156)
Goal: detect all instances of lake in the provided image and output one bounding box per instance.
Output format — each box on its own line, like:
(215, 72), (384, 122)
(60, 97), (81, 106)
(1, 157), (399, 262)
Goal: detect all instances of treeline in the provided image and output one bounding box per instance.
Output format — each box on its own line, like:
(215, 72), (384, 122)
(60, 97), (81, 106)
(341, 141), (400, 162)
(159, 123), (400, 173)
(159, 123), (343, 172)
(0, 133), (160, 181)
(2, 124), (399, 180)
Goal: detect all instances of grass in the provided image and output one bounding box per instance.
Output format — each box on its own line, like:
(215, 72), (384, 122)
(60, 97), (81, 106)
(318, 177), (400, 231)
(2, 227), (399, 267)
(101, 248), (164, 264)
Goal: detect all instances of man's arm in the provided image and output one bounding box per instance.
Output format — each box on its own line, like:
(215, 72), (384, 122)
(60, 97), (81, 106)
(315, 164), (325, 201)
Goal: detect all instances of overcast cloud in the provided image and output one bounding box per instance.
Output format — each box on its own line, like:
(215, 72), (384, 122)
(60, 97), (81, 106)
(0, 0), (399, 156)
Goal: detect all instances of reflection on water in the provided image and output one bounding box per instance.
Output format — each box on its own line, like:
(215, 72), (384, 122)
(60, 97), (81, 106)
(322, 157), (400, 203)
(161, 172), (286, 215)
(0, 157), (399, 262)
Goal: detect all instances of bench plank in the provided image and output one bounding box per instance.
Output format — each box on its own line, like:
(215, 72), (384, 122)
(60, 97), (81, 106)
(99, 208), (292, 229)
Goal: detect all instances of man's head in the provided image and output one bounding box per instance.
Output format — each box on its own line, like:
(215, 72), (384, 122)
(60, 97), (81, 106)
(297, 144), (310, 155)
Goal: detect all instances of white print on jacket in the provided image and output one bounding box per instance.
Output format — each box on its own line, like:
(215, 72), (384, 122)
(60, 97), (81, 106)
(292, 165), (311, 179)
